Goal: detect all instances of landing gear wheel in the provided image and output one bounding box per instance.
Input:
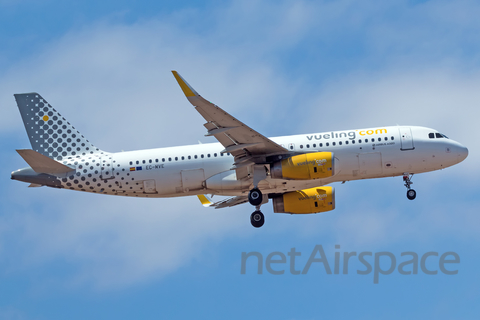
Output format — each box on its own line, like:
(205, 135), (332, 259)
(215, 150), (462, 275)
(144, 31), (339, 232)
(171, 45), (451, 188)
(250, 211), (265, 228)
(403, 174), (416, 200)
(406, 189), (416, 200)
(248, 188), (263, 206)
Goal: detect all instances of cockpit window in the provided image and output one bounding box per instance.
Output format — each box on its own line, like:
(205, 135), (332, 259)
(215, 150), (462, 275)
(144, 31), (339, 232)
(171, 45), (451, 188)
(428, 133), (434, 139)
(435, 133), (444, 138)
(441, 133), (449, 139)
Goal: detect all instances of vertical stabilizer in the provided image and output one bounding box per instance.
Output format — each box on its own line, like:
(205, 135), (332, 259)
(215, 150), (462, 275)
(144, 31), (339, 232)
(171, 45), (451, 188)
(14, 93), (105, 160)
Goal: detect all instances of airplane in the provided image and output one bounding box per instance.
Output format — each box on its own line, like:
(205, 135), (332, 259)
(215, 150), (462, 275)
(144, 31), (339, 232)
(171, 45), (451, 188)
(11, 71), (468, 228)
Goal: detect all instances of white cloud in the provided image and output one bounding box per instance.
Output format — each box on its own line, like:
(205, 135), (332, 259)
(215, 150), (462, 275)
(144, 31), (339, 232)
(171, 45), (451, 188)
(2, 188), (252, 289)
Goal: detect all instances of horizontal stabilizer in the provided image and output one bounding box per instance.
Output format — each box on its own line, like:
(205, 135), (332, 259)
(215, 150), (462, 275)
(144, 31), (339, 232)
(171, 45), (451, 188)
(28, 183), (43, 188)
(16, 149), (75, 174)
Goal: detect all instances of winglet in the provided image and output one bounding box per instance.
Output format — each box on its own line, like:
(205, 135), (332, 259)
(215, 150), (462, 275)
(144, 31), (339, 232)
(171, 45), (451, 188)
(172, 71), (199, 97)
(197, 194), (213, 207)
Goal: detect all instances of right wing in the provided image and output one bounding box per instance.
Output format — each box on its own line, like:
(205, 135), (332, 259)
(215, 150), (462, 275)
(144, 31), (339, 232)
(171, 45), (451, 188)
(172, 71), (289, 179)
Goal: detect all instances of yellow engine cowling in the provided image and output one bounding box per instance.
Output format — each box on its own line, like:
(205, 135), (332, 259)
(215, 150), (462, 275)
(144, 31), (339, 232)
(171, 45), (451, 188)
(271, 152), (335, 180)
(272, 186), (335, 214)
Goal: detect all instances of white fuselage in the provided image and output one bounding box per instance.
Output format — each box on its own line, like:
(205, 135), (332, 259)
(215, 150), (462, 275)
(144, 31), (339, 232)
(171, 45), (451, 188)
(52, 125), (467, 198)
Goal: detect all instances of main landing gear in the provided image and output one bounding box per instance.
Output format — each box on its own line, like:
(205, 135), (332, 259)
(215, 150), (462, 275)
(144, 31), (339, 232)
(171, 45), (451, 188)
(250, 207), (265, 228)
(248, 188), (263, 206)
(249, 188), (264, 228)
(403, 174), (416, 200)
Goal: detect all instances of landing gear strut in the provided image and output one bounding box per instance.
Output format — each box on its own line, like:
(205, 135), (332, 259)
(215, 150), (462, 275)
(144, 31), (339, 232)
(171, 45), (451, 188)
(249, 165), (267, 227)
(250, 208), (264, 228)
(403, 174), (416, 200)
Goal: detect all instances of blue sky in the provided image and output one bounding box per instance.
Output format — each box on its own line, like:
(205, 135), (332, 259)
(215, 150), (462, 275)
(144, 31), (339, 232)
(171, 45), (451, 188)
(1, 0), (479, 319)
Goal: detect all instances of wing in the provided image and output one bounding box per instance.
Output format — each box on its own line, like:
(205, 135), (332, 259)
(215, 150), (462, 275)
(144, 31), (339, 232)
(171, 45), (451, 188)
(172, 71), (288, 179)
(197, 195), (249, 209)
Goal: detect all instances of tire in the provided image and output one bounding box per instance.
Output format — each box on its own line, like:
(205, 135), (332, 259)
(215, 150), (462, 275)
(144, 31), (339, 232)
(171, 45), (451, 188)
(248, 188), (263, 206)
(250, 211), (265, 228)
(406, 189), (416, 200)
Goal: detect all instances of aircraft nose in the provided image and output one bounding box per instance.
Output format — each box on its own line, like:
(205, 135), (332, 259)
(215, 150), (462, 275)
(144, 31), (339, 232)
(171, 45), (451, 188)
(457, 145), (468, 163)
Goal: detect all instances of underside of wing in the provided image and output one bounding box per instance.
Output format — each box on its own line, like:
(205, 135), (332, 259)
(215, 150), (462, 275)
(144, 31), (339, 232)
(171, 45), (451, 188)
(197, 195), (249, 209)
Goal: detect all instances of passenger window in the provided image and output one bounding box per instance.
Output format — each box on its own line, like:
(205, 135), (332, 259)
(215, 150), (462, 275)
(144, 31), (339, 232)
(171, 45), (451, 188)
(345, 141), (348, 145)
(306, 144), (310, 148)
(365, 139), (368, 143)
(143, 160), (146, 164)
(320, 143), (323, 147)
(194, 155), (198, 159)
(155, 159), (159, 163)
(429, 133), (435, 139)
(384, 137), (388, 141)
(149, 159), (152, 163)
(326, 142), (329, 147)
(201, 154), (204, 158)
(136, 160), (139, 165)
(378, 138), (381, 142)
(181, 156), (185, 160)
(313, 143), (316, 147)
(129, 161), (133, 165)
(339, 141), (342, 145)
(332, 142), (336, 146)
(358, 139), (362, 143)
(371, 138), (375, 142)
(162, 158), (165, 162)
(168, 157), (172, 161)
(175, 157), (178, 161)
(214, 153), (217, 157)
(352, 140), (355, 144)
(300, 145), (303, 149)
(391, 136), (394, 140)
(207, 154), (211, 157)
(188, 156), (191, 159)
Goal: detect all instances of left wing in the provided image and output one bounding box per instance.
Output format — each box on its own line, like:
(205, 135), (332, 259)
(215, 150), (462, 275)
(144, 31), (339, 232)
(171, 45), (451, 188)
(172, 71), (289, 179)
(197, 195), (249, 209)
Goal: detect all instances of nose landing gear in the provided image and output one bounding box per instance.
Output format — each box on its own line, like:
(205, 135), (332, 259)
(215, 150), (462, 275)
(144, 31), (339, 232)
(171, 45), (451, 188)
(403, 174), (416, 200)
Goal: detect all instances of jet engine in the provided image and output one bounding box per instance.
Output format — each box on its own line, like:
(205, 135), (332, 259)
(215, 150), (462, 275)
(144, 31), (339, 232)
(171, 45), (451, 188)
(271, 152), (335, 180)
(272, 186), (335, 214)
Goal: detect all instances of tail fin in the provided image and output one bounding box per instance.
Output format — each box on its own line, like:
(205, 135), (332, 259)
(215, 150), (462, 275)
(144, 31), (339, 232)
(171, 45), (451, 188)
(14, 93), (105, 160)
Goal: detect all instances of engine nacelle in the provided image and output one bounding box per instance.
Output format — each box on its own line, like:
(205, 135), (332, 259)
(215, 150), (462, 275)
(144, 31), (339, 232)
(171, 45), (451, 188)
(272, 186), (335, 214)
(205, 170), (251, 191)
(271, 152), (335, 180)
